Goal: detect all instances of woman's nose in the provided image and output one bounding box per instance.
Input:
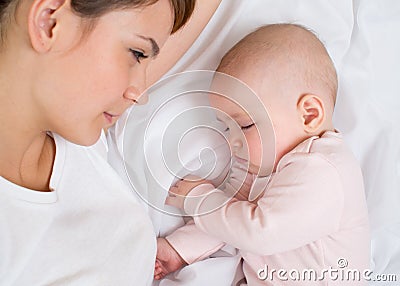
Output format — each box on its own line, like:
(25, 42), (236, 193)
(123, 86), (148, 105)
(123, 69), (148, 104)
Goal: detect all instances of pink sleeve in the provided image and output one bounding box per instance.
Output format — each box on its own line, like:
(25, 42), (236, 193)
(184, 154), (344, 255)
(223, 158), (254, 201)
(165, 220), (225, 264)
(164, 159), (251, 264)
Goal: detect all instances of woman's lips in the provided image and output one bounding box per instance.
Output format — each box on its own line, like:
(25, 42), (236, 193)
(103, 112), (119, 124)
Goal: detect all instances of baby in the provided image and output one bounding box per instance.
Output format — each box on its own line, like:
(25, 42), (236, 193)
(156, 24), (370, 285)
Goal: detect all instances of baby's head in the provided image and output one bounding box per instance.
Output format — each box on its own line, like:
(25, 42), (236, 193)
(211, 24), (338, 175)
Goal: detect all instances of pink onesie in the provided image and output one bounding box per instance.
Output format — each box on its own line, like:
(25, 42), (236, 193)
(167, 131), (370, 285)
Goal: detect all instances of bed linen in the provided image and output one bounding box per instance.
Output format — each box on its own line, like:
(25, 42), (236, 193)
(110, 0), (400, 285)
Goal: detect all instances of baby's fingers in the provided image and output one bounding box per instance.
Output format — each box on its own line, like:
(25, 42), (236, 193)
(154, 270), (165, 280)
(154, 260), (165, 280)
(168, 186), (179, 196)
(165, 195), (183, 209)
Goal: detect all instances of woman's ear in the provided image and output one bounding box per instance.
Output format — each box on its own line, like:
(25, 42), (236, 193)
(28, 0), (67, 52)
(297, 94), (325, 133)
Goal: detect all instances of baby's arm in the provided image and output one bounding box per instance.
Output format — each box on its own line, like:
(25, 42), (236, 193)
(167, 158), (253, 209)
(155, 159), (253, 279)
(166, 220), (225, 260)
(154, 220), (226, 279)
(154, 219), (229, 280)
(168, 154), (344, 255)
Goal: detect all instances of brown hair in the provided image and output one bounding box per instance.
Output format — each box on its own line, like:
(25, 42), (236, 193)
(1, 0), (195, 42)
(69, 0), (195, 34)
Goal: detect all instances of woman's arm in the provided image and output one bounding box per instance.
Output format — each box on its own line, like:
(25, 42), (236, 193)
(146, 0), (222, 87)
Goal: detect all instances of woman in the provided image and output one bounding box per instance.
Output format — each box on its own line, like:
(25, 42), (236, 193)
(0, 0), (194, 284)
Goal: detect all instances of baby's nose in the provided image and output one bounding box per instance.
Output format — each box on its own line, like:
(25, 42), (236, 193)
(229, 136), (243, 153)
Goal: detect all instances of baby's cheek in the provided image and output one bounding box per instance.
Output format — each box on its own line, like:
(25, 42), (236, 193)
(246, 132), (263, 166)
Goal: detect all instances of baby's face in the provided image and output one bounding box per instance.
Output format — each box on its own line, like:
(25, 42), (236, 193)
(211, 61), (315, 174)
(209, 94), (275, 176)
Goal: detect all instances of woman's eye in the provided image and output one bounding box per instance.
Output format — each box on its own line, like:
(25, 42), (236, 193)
(241, 123), (254, 131)
(130, 49), (148, 63)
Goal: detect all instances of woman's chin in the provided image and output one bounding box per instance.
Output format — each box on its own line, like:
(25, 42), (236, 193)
(63, 130), (102, 147)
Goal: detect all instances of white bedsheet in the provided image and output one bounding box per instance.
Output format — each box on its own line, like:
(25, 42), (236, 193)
(110, 0), (400, 285)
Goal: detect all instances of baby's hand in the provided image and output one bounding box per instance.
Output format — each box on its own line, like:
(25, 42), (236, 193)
(166, 176), (209, 209)
(154, 238), (187, 280)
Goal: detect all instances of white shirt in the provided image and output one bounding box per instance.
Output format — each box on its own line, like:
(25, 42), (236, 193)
(0, 134), (156, 286)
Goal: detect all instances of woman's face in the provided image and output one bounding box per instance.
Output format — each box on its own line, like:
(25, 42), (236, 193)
(34, 0), (173, 145)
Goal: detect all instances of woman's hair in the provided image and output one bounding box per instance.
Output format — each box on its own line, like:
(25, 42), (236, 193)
(69, 0), (195, 33)
(1, 0), (195, 42)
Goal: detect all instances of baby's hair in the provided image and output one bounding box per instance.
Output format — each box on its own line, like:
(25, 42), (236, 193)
(217, 23), (338, 107)
(0, 0), (195, 46)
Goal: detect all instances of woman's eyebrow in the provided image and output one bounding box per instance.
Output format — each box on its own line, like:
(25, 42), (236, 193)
(136, 35), (160, 57)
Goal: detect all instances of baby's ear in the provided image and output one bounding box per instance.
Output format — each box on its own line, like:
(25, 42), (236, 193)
(28, 0), (67, 53)
(297, 94), (325, 133)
